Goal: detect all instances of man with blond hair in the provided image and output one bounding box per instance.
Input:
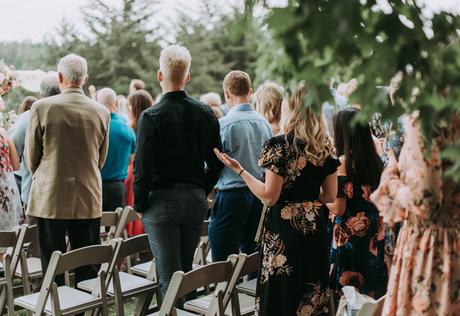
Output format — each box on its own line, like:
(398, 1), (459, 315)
(209, 70), (272, 263)
(134, 45), (223, 297)
(25, 54), (110, 285)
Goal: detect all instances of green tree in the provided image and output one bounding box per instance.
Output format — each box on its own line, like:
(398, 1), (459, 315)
(174, 4), (264, 97)
(253, 0), (460, 177)
(47, 0), (163, 96)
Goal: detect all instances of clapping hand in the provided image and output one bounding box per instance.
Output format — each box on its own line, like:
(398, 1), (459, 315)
(214, 148), (243, 174)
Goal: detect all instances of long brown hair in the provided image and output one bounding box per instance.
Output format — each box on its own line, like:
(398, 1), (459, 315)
(282, 82), (335, 166)
(127, 89), (154, 133)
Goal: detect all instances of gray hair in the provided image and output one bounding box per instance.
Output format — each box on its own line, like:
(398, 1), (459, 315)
(57, 54), (88, 85)
(159, 45), (191, 84)
(200, 92), (222, 108)
(40, 74), (60, 98)
(96, 88), (117, 109)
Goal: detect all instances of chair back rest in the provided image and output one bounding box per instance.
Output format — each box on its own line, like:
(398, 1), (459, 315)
(357, 295), (386, 316)
(215, 254), (247, 308)
(159, 256), (238, 315)
(117, 234), (150, 259)
(0, 225), (28, 274)
(0, 230), (17, 248)
(22, 224), (38, 243)
(113, 206), (139, 238)
(239, 252), (259, 277)
(101, 210), (121, 227)
(51, 243), (117, 276)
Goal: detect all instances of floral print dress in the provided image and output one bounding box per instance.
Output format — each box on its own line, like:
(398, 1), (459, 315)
(0, 132), (22, 232)
(256, 134), (339, 316)
(371, 114), (460, 316)
(329, 175), (387, 294)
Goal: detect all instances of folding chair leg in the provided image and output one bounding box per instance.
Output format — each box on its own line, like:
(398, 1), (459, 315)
(0, 289), (7, 316)
(230, 291), (241, 316)
(112, 269), (125, 316)
(134, 290), (154, 316)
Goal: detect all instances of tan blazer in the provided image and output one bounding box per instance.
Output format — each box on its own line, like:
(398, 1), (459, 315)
(25, 88), (110, 219)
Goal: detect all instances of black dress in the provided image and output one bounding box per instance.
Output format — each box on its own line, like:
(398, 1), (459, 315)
(256, 134), (340, 316)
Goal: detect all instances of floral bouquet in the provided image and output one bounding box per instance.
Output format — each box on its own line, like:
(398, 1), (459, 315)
(0, 60), (19, 97)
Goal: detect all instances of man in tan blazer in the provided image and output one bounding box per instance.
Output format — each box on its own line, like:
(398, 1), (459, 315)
(25, 54), (110, 284)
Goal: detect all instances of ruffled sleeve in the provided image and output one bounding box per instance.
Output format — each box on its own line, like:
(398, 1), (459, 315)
(370, 114), (442, 224)
(324, 156), (341, 175)
(258, 136), (287, 178)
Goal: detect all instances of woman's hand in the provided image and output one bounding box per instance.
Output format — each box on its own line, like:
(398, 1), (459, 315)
(214, 148), (243, 174)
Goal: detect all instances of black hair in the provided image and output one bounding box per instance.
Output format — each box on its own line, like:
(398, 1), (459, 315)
(334, 107), (383, 189)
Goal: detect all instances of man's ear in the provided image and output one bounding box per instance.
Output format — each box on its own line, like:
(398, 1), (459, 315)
(58, 72), (64, 83)
(114, 99), (119, 112)
(157, 70), (163, 83)
(82, 74), (89, 86)
(185, 73), (191, 83)
(248, 88), (253, 97)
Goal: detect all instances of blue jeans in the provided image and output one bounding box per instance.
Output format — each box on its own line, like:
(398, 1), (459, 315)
(141, 184), (207, 298)
(209, 187), (262, 262)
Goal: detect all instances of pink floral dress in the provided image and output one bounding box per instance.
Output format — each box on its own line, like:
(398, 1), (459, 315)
(0, 133), (22, 231)
(371, 114), (460, 316)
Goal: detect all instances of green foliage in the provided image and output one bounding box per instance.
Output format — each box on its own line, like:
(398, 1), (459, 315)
(174, 5), (262, 97)
(0, 42), (53, 110)
(254, 0), (460, 179)
(46, 0), (163, 96)
(0, 41), (55, 70)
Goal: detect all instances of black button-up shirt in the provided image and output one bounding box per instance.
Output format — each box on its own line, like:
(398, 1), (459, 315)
(133, 90), (223, 212)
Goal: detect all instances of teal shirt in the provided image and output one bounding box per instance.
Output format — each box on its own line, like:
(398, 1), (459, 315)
(216, 103), (273, 190)
(101, 113), (136, 180)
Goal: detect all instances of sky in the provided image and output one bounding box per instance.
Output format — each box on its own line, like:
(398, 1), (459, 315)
(0, 0), (459, 42)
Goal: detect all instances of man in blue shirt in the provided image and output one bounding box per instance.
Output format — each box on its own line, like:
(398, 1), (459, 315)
(97, 88), (136, 212)
(209, 71), (273, 261)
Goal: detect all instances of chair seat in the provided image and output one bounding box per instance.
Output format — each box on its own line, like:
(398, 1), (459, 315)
(184, 292), (255, 316)
(131, 261), (153, 277)
(78, 271), (155, 296)
(14, 285), (102, 315)
(236, 278), (257, 296)
(16, 257), (43, 278)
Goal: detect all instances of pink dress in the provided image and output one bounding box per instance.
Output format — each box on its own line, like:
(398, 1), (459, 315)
(125, 163), (144, 236)
(371, 114), (460, 316)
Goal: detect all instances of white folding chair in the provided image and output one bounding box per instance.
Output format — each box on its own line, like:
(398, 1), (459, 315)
(152, 256), (240, 316)
(78, 234), (159, 316)
(14, 240), (121, 316)
(183, 254), (249, 316)
(0, 224), (28, 316)
(16, 225), (43, 295)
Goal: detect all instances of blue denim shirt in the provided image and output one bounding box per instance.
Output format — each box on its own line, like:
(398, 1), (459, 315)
(216, 103), (272, 190)
(9, 110), (31, 204)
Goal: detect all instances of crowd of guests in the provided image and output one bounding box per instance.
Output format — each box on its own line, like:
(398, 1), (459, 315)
(0, 44), (459, 316)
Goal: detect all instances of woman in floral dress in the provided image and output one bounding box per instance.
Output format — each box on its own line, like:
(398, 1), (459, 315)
(328, 107), (387, 296)
(214, 83), (339, 316)
(371, 113), (460, 316)
(0, 127), (21, 232)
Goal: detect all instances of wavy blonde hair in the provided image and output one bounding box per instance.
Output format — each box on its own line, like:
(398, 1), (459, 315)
(283, 82), (335, 166)
(254, 81), (283, 124)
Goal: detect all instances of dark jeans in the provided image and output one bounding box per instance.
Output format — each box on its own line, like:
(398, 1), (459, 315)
(37, 217), (101, 285)
(141, 184), (207, 298)
(209, 187), (262, 262)
(102, 180), (126, 212)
